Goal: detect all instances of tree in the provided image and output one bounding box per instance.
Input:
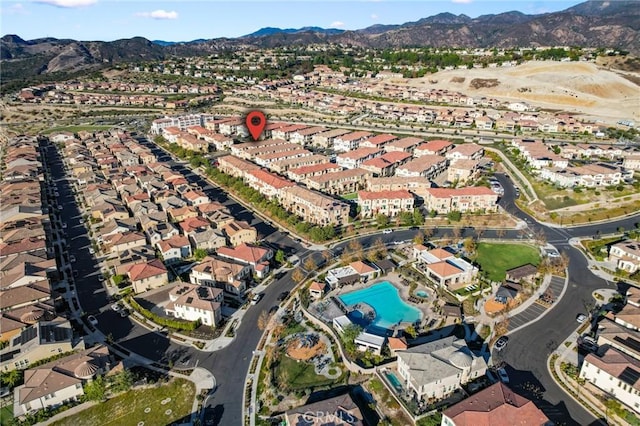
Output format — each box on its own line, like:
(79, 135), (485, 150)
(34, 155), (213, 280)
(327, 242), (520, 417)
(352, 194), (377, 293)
(292, 268), (305, 283)
(0, 369), (21, 387)
(341, 324), (364, 356)
(322, 249), (332, 265)
(494, 315), (510, 337)
(346, 239), (364, 262)
(496, 228), (506, 239)
(84, 375), (107, 401)
(258, 310), (270, 330)
(447, 211), (462, 222)
(423, 226), (434, 239)
(533, 229), (547, 246)
(369, 238), (387, 261)
(463, 237), (477, 257)
(193, 248), (207, 261)
(452, 226), (462, 239)
(111, 369), (134, 393)
(412, 208), (424, 226)
(275, 249), (286, 265)
(404, 324), (417, 339)
(413, 231), (425, 245)
(376, 214), (389, 228)
(299, 286), (311, 308)
(475, 226), (486, 239)
(303, 256), (317, 272)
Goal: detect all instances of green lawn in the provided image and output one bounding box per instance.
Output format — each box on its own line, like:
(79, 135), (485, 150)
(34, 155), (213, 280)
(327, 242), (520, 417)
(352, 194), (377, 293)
(475, 242), (540, 282)
(276, 355), (336, 390)
(50, 378), (194, 426)
(42, 125), (114, 135)
(1, 405), (13, 426)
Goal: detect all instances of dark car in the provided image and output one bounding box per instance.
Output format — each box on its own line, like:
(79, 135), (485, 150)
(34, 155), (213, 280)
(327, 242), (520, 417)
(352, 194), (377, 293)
(494, 336), (509, 351)
(268, 306), (279, 315)
(277, 291), (290, 302)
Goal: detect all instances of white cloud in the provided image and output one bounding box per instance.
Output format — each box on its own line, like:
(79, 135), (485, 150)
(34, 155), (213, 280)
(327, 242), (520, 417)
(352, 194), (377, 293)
(35, 0), (97, 7)
(371, 14), (378, 20)
(136, 9), (178, 20)
(0, 3), (29, 15)
(451, 0), (473, 3)
(329, 21), (345, 28)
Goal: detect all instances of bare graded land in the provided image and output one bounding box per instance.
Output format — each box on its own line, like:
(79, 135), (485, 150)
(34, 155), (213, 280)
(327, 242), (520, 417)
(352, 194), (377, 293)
(407, 61), (640, 125)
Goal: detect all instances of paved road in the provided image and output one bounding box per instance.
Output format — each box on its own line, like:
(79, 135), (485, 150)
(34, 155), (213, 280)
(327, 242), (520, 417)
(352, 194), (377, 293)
(49, 134), (640, 426)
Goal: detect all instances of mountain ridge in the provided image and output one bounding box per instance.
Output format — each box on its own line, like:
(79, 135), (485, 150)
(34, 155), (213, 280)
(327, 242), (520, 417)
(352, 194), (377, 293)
(2, 1), (638, 82)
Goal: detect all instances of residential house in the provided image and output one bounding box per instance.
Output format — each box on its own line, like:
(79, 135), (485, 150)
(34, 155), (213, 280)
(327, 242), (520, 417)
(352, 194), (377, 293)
(222, 220), (257, 247)
(216, 244), (273, 278)
(336, 148), (382, 170)
(395, 336), (487, 401)
(284, 393), (364, 426)
(156, 235), (192, 264)
(145, 222), (180, 246)
(311, 128), (351, 148)
(414, 246), (479, 291)
(13, 346), (112, 417)
(0, 318), (78, 372)
(609, 240), (640, 274)
(447, 160), (480, 185)
(305, 168), (371, 195)
(126, 259), (168, 294)
(384, 137), (423, 154)
(103, 231), (146, 255)
(165, 283), (223, 327)
(580, 346), (640, 414)
(190, 256), (251, 296)
(308, 281), (328, 299)
(441, 382), (551, 426)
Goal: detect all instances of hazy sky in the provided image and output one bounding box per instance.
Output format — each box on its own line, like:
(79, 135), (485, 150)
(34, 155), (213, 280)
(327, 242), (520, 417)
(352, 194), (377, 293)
(1, 0), (583, 41)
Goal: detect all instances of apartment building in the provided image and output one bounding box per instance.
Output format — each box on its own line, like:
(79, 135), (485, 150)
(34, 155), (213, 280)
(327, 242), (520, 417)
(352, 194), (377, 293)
(245, 169), (295, 199)
(396, 156), (448, 179)
(287, 163), (343, 182)
(384, 137), (424, 154)
(305, 168), (371, 195)
(540, 163), (625, 188)
(423, 187), (498, 214)
(279, 186), (350, 226)
(337, 148), (382, 170)
(332, 131), (372, 152)
(357, 190), (415, 218)
(217, 155), (261, 179)
(414, 140), (453, 157)
(359, 134), (398, 149)
(311, 128), (351, 148)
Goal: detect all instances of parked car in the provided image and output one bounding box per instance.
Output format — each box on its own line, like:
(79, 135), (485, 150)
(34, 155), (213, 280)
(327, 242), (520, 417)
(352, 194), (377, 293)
(87, 315), (98, 326)
(89, 247), (95, 254)
(61, 222), (67, 229)
(268, 306), (279, 315)
(382, 229), (393, 234)
(251, 293), (263, 305)
(497, 368), (510, 383)
(576, 313), (588, 323)
(494, 336), (509, 351)
(111, 304), (121, 312)
(277, 291), (290, 302)
(69, 255), (76, 263)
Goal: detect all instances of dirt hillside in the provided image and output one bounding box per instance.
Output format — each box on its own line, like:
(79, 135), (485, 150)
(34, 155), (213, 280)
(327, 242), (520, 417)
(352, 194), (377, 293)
(407, 61), (639, 125)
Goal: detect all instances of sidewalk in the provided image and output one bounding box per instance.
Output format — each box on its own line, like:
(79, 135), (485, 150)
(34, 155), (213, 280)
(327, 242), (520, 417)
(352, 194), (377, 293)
(549, 332), (626, 426)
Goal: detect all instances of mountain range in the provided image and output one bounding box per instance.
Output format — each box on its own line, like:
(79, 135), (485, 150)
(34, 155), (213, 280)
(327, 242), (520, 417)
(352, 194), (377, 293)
(1, 0), (639, 83)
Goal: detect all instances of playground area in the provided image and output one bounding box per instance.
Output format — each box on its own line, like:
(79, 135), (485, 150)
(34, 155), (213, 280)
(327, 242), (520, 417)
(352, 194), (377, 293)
(286, 333), (326, 361)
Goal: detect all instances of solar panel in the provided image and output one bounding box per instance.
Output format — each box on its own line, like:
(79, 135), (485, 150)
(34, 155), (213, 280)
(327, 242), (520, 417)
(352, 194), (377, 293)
(186, 297), (193, 304)
(613, 336), (640, 352)
(619, 367), (640, 386)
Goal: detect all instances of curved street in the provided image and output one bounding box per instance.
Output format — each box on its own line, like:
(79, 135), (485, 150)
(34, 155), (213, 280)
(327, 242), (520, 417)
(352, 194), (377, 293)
(49, 136), (640, 426)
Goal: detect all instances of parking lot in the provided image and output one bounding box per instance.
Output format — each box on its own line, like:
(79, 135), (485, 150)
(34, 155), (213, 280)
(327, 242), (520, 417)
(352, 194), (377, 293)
(507, 276), (565, 332)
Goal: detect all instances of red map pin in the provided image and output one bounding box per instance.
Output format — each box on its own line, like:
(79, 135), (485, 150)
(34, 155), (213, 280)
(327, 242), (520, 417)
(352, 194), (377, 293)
(245, 110), (266, 141)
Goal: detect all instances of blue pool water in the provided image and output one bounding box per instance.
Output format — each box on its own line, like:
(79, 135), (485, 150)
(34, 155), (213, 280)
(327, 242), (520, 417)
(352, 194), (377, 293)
(339, 282), (422, 330)
(386, 372), (403, 393)
(416, 290), (429, 298)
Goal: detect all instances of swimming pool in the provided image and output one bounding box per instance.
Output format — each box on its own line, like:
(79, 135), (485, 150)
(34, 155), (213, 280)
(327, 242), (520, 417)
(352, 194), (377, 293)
(385, 372), (403, 393)
(416, 290), (429, 298)
(339, 281), (422, 330)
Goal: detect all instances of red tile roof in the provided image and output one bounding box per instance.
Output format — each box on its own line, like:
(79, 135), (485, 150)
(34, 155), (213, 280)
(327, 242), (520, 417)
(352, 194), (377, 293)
(443, 382), (549, 426)
(127, 259), (167, 282)
(358, 190), (413, 200)
(426, 186), (496, 198)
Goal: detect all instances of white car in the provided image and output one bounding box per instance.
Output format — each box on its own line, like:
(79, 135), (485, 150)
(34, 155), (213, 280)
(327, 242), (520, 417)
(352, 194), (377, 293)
(382, 229), (393, 234)
(497, 368), (509, 384)
(89, 247), (95, 254)
(576, 313), (588, 323)
(58, 205), (63, 210)
(111, 303), (121, 312)
(251, 293), (263, 305)
(61, 222), (67, 229)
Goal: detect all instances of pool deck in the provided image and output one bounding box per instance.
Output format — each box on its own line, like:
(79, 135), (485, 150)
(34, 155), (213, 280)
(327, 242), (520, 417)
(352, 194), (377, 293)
(329, 272), (434, 327)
